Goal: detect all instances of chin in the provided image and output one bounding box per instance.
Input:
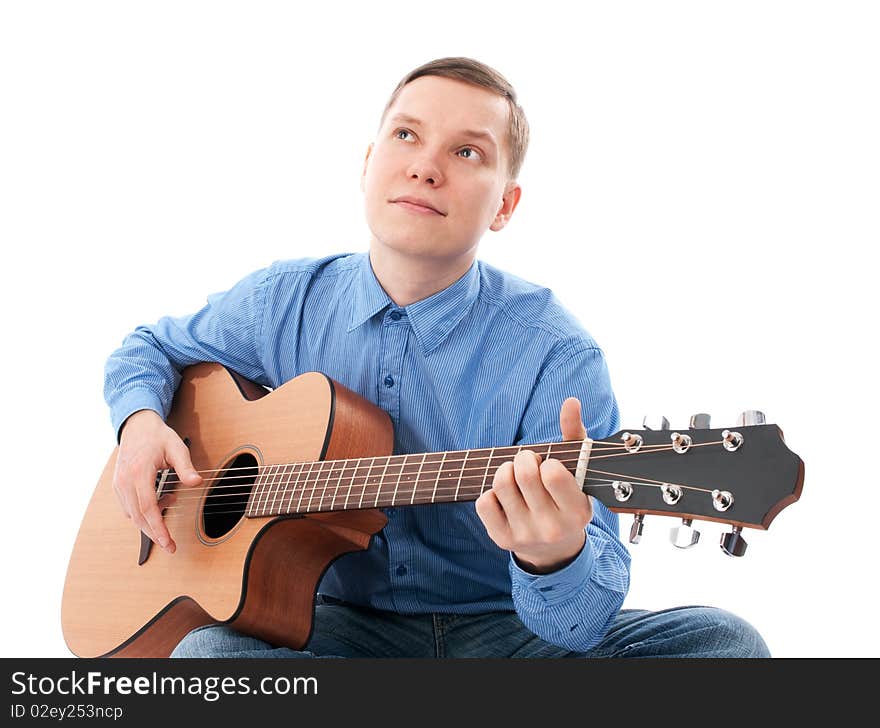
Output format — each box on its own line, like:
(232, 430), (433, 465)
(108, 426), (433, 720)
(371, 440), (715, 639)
(383, 238), (446, 259)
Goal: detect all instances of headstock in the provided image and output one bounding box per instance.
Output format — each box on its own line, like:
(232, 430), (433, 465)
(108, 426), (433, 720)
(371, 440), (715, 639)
(584, 411), (804, 557)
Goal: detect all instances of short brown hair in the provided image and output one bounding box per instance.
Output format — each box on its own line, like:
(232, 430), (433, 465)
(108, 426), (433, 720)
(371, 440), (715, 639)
(379, 57), (530, 182)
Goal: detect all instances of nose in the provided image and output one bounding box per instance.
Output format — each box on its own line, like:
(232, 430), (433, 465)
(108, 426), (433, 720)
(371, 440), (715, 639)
(406, 149), (444, 186)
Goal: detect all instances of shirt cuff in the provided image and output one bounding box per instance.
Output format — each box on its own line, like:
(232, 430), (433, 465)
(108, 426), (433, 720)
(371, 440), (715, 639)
(111, 388), (167, 443)
(508, 532), (595, 605)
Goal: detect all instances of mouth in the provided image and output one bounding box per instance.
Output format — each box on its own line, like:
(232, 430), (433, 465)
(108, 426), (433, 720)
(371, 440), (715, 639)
(390, 197), (446, 216)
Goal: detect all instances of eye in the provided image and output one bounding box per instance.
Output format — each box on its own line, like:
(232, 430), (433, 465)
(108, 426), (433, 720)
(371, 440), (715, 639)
(457, 147), (482, 161)
(394, 128), (415, 142)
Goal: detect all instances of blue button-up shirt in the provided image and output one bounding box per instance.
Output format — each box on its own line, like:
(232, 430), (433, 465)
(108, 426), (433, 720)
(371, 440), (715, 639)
(104, 252), (631, 650)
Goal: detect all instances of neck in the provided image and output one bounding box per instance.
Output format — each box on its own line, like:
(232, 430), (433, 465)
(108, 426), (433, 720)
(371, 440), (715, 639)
(244, 440), (591, 518)
(368, 243), (476, 307)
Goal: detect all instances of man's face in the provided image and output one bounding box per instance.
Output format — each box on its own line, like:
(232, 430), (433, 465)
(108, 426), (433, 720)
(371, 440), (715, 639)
(362, 75), (521, 263)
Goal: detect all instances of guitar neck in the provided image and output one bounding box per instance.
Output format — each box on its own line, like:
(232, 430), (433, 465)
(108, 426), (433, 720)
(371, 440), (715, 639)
(226, 423), (804, 532)
(245, 441), (584, 517)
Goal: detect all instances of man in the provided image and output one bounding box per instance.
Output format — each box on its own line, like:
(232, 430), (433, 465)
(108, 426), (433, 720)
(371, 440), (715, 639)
(105, 57), (769, 657)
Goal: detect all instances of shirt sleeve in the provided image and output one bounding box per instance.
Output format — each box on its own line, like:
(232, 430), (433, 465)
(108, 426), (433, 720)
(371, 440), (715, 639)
(103, 265), (276, 442)
(509, 342), (632, 651)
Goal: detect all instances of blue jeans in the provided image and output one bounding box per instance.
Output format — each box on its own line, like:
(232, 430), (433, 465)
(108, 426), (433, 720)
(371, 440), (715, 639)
(171, 598), (770, 658)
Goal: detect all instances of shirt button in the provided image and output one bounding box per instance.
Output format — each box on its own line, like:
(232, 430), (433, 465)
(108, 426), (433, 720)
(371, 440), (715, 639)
(384, 375), (394, 388)
(396, 565), (407, 576)
(389, 310), (402, 321)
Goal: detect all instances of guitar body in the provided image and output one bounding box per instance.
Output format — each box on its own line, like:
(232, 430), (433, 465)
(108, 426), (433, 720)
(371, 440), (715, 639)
(61, 363), (394, 658)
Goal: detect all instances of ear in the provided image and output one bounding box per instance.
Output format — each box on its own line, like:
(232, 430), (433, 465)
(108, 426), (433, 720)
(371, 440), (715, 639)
(360, 143), (373, 193)
(489, 181), (522, 232)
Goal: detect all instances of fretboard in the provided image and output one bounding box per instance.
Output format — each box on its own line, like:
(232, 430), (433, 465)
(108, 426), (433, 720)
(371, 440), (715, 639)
(245, 441), (587, 518)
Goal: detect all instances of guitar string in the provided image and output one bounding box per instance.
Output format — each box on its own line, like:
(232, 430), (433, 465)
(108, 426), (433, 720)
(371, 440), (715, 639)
(155, 458), (717, 511)
(155, 463), (718, 518)
(135, 436), (707, 479)
(148, 441), (726, 514)
(157, 476), (670, 522)
(149, 440), (723, 496)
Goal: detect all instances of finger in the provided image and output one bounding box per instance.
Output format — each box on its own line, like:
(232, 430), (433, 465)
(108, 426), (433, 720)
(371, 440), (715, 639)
(560, 397), (588, 441)
(539, 459), (593, 523)
(475, 490), (513, 549)
(511, 450), (557, 515)
(157, 491), (178, 510)
(493, 454), (557, 539)
(166, 438), (202, 485)
(136, 475), (175, 552)
(489, 460), (530, 528)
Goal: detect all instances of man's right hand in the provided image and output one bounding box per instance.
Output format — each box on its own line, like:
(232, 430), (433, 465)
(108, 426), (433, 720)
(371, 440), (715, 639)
(112, 409), (203, 554)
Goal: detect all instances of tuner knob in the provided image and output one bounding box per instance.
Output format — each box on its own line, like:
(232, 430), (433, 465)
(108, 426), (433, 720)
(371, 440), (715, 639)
(629, 514), (645, 544)
(720, 526), (748, 557)
(670, 519), (701, 549)
(642, 416), (670, 431)
(689, 413), (711, 429)
(736, 410), (766, 427)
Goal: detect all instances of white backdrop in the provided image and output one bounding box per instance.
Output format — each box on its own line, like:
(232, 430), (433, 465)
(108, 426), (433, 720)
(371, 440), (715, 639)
(1, 1), (877, 658)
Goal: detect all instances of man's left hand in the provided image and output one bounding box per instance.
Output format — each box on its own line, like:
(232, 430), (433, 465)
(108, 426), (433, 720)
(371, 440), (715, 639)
(475, 397), (593, 574)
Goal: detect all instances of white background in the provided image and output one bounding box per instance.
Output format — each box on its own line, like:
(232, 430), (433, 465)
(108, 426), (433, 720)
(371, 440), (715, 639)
(1, 1), (877, 658)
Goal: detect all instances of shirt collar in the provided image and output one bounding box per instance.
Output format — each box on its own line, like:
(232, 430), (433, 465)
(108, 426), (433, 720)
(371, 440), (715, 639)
(347, 252), (394, 332)
(347, 251), (481, 355)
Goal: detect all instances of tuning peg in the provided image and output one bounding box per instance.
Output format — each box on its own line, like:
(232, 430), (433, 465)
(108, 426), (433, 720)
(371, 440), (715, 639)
(689, 413), (711, 429)
(736, 410), (766, 426)
(642, 416), (670, 430)
(720, 526), (748, 557)
(629, 514), (645, 544)
(670, 519), (701, 548)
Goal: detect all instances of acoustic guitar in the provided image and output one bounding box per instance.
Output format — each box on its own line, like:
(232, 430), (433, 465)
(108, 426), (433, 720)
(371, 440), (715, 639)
(61, 362), (804, 657)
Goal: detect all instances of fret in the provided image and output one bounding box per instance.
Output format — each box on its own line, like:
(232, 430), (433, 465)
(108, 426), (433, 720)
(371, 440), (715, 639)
(279, 463), (295, 514)
(247, 467), (266, 517)
(331, 458), (347, 511)
(367, 458), (382, 508)
(410, 452), (446, 505)
(285, 462), (304, 515)
(548, 441), (573, 470)
(410, 453), (427, 504)
(347, 457), (361, 510)
(357, 455), (384, 509)
(270, 464), (285, 514)
(296, 461), (315, 514)
(358, 458), (367, 508)
(251, 464), (265, 517)
(389, 455), (409, 507)
(318, 460), (333, 512)
(258, 464), (277, 516)
(330, 459), (345, 511)
(454, 450), (469, 501)
(308, 461), (327, 513)
(481, 447), (495, 494)
(460, 448), (490, 496)
(269, 464), (287, 515)
(430, 451), (447, 503)
(436, 452), (459, 503)
(374, 455), (393, 507)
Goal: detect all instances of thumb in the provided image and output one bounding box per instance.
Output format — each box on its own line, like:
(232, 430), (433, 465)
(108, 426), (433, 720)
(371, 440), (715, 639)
(168, 438), (202, 484)
(560, 397), (588, 441)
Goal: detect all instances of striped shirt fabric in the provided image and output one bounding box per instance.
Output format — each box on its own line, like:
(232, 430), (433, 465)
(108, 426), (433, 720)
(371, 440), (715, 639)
(104, 251), (631, 651)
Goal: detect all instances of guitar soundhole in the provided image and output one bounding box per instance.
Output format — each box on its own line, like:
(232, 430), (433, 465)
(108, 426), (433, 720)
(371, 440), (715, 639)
(202, 453), (258, 538)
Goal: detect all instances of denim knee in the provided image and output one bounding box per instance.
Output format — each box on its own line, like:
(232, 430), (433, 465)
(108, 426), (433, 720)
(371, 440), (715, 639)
(170, 624), (251, 658)
(694, 607), (771, 658)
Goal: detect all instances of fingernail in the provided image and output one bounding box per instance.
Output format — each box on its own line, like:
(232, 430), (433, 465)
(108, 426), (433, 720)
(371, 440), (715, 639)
(159, 537), (169, 548)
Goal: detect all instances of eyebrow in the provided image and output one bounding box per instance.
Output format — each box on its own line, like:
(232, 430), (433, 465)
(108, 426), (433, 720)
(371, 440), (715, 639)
(388, 113), (498, 150)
